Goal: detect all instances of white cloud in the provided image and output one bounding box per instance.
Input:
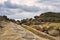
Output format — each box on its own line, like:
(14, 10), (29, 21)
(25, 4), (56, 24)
(7, 0), (36, 6)
(0, 0), (60, 20)
(0, 0), (7, 4)
(7, 11), (41, 20)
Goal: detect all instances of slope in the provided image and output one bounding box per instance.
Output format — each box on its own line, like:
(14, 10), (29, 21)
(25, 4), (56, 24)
(0, 21), (50, 40)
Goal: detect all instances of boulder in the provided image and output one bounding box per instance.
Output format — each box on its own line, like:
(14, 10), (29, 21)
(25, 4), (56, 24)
(48, 29), (60, 36)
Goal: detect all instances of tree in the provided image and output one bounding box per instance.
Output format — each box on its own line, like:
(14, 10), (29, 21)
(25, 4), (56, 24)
(34, 16), (39, 19)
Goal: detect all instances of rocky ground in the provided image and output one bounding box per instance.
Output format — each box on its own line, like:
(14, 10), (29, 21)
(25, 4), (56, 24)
(0, 21), (47, 40)
(0, 21), (59, 40)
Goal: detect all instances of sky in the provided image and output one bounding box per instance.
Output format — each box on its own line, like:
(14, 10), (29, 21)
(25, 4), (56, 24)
(0, 0), (60, 20)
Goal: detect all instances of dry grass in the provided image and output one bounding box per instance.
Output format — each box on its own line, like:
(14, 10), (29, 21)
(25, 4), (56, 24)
(41, 22), (60, 29)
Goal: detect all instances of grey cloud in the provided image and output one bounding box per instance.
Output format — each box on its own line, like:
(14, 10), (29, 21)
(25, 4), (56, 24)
(0, 0), (40, 16)
(0, 8), (22, 15)
(0, 8), (12, 15)
(0, 0), (60, 20)
(0, 1), (40, 12)
(37, 0), (60, 3)
(20, 5), (40, 12)
(36, 0), (60, 11)
(37, 0), (60, 5)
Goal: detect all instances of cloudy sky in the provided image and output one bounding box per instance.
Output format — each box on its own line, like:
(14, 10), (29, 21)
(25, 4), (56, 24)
(0, 0), (60, 20)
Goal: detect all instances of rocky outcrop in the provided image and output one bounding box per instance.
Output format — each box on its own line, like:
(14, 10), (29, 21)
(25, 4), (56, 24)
(0, 21), (50, 40)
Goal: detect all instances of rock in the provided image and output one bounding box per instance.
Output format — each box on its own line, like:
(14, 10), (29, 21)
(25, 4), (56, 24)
(33, 25), (43, 31)
(42, 26), (54, 34)
(48, 29), (60, 36)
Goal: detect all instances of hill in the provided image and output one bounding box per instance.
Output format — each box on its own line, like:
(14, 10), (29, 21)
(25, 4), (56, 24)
(20, 12), (60, 25)
(39, 12), (60, 22)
